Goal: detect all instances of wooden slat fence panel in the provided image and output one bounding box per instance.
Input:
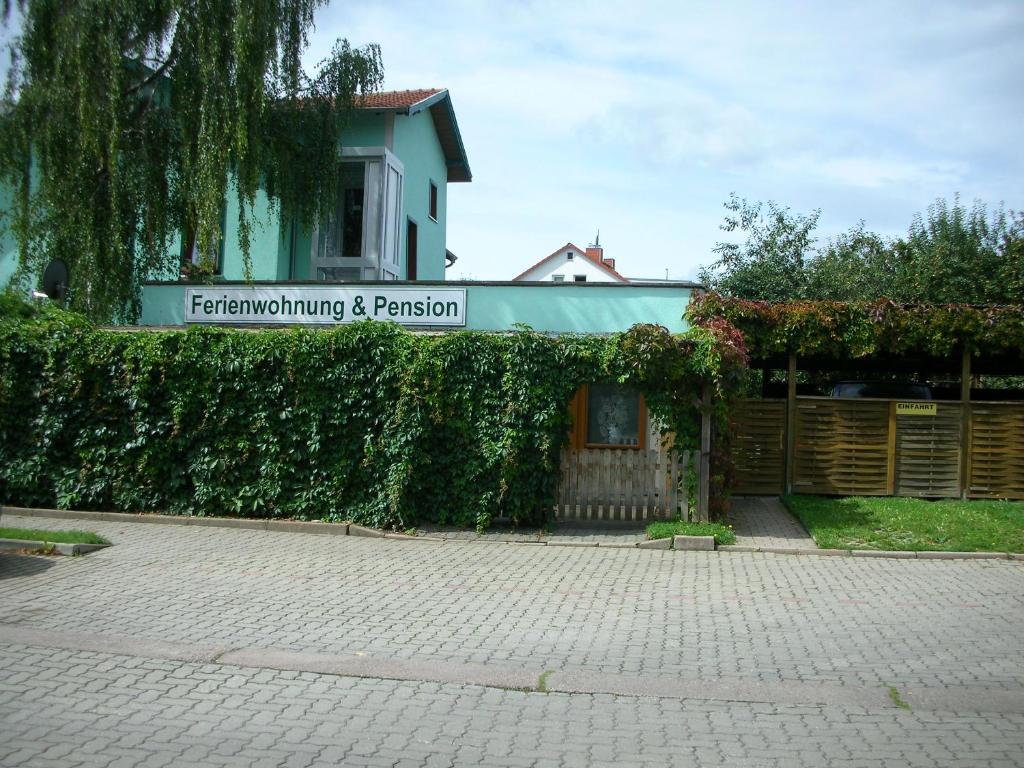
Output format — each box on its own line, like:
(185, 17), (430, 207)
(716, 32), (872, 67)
(792, 398), (890, 496)
(732, 399), (785, 495)
(894, 403), (961, 497)
(555, 445), (693, 522)
(969, 403), (1024, 499)
(734, 394), (1024, 500)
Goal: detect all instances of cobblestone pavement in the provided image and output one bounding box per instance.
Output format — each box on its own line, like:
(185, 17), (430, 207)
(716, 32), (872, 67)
(727, 497), (817, 549)
(414, 522), (647, 546)
(4, 644), (1023, 768)
(2, 513), (1024, 766)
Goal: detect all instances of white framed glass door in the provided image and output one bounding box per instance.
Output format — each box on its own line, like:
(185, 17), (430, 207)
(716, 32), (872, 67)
(311, 150), (404, 281)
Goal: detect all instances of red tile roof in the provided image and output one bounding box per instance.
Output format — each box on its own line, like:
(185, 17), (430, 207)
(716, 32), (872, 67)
(356, 89), (442, 110)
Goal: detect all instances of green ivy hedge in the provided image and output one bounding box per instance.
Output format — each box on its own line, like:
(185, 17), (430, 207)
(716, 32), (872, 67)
(0, 309), (745, 529)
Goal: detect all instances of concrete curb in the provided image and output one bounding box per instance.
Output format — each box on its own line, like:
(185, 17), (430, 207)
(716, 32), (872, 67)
(0, 537), (110, 556)
(717, 544), (1019, 561)
(673, 535), (715, 551)
(1, 505), (351, 536)
(3, 505), (1022, 561)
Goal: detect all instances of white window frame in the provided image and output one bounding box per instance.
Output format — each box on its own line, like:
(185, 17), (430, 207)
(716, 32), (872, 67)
(310, 147), (405, 281)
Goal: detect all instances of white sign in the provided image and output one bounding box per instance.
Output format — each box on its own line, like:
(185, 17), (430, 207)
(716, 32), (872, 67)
(185, 286), (466, 326)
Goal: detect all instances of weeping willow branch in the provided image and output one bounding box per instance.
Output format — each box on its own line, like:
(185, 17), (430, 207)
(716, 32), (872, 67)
(0, 0), (383, 322)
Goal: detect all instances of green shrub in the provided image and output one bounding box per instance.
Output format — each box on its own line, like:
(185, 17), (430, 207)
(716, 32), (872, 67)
(0, 315), (744, 530)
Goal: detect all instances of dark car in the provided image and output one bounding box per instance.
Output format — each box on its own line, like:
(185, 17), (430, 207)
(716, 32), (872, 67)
(831, 380), (933, 400)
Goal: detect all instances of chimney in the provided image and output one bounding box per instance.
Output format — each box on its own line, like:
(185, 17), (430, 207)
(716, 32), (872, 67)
(602, 257), (616, 271)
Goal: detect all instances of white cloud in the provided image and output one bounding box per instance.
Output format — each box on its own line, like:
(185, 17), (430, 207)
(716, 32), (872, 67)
(814, 157), (968, 190)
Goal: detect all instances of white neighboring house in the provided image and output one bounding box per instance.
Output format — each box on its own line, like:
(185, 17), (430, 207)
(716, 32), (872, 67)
(512, 240), (628, 283)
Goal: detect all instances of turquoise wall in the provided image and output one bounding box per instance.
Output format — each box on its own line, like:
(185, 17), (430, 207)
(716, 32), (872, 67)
(340, 112), (386, 151)
(221, 185), (288, 281)
(138, 281), (693, 334)
(393, 110), (448, 280)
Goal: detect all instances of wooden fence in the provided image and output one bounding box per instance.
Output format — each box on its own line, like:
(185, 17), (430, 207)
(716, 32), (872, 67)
(554, 446), (694, 522)
(732, 399), (786, 495)
(733, 397), (1024, 499)
(970, 403), (1024, 498)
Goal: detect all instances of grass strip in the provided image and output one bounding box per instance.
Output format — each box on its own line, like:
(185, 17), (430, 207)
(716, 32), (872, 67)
(783, 495), (1024, 552)
(0, 527), (110, 545)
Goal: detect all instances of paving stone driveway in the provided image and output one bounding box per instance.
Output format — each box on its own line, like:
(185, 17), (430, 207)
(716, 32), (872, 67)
(727, 496), (817, 549)
(1, 513), (1023, 767)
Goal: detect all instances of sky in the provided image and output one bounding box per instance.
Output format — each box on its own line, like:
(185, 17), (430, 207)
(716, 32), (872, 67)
(310, 0), (1024, 281)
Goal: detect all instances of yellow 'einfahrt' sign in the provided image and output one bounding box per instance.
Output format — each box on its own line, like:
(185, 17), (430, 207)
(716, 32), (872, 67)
(896, 402), (937, 416)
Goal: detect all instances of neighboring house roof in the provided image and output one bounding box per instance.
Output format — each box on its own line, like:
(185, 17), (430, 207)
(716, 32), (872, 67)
(512, 242), (630, 282)
(356, 88), (472, 183)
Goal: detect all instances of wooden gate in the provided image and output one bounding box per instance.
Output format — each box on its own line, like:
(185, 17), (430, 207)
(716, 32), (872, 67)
(894, 402), (961, 497)
(554, 445), (694, 522)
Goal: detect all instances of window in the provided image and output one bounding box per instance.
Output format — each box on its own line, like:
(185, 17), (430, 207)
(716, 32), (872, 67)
(566, 252), (574, 261)
(570, 384), (645, 449)
(428, 180), (438, 221)
(552, 274), (565, 282)
(574, 274), (587, 282)
(330, 163), (368, 259)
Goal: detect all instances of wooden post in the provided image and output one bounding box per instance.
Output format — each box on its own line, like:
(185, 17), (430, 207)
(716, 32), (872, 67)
(697, 384), (711, 522)
(784, 353), (797, 495)
(886, 401), (897, 495)
(959, 348), (972, 499)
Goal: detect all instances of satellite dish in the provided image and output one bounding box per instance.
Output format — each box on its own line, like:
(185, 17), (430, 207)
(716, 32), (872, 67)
(42, 259), (69, 301)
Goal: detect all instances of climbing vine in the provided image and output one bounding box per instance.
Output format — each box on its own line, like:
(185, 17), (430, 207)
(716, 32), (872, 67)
(689, 292), (1024, 359)
(0, 309), (746, 528)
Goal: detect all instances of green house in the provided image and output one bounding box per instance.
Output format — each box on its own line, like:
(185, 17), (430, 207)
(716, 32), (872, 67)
(178, 87), (471, 284)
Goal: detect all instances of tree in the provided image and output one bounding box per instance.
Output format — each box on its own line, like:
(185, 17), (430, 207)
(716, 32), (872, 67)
(803, 224), (897, 301)
(0, 1), (382, 321)
(699, 194), (820, 302)
(700, 194), (1024, 304)
(894, 196), (1020, 304)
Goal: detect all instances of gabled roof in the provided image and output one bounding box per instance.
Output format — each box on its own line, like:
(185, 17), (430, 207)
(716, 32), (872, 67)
(513, 242), (630, 282)
(356, 88), (471, 183)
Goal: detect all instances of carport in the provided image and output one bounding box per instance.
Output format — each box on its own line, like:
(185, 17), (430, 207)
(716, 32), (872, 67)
(690, 295), (1024, 500)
